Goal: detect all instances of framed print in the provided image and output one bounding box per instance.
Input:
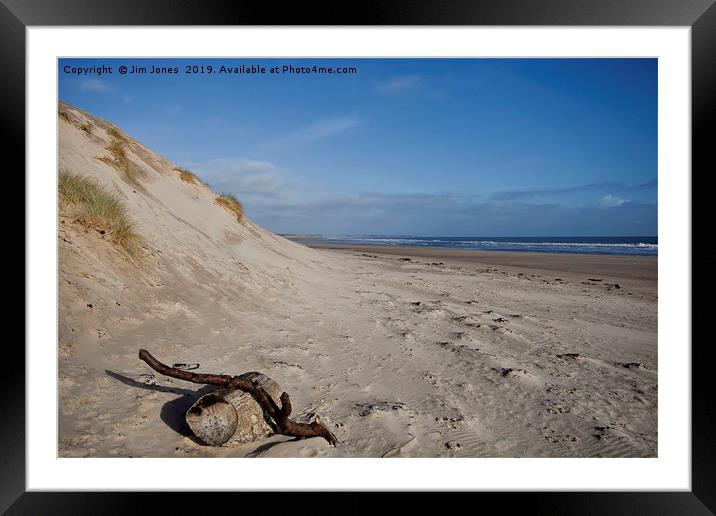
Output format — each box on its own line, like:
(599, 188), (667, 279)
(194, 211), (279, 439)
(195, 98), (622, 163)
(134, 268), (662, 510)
(8, 0), (712, 512)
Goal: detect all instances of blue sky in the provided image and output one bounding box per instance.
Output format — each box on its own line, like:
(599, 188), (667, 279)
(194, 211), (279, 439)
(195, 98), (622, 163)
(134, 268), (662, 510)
(59, 58), (657, 236)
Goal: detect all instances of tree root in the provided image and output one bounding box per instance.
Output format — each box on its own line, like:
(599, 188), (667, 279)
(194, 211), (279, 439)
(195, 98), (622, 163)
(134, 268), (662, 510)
(138, 349), (338, 446)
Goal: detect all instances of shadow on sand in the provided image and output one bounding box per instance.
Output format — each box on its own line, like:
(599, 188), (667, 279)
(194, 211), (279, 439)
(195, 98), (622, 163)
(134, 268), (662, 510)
(105, 370), (216, 441)
(105, 370), (300, 456)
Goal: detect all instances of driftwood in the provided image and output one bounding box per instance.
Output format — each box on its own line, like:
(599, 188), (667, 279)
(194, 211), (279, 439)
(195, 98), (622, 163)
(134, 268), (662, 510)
(186, 373), (282, 446)
(138, 349), (338, 446)
(185, 391), (239, 445)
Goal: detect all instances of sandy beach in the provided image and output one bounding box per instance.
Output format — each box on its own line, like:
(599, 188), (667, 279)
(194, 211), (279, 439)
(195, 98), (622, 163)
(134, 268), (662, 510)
(57, 103), (657, 458)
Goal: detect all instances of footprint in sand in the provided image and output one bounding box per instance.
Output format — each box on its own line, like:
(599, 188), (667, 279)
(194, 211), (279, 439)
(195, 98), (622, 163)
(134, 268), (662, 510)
(592, 424), (630, 442)
(545, 384), (577, 396)
(556, 353), (583, 361)
(544, 400), (571, 415)
(355, 400), (408, 417)
(492, 367), (528, 378)
(444, 440), (463, 451)
(436, 341), (463, 353)
(272, 360), (303, 371)
(593, 425), (614, 440)
(398, 332), (415, 354)
(435, 415), (465, 429)
(616, 362), (649, 370)
(423, 371), (440, 386)
(452, 315), (482, 328)
(542, 426), (578, 443)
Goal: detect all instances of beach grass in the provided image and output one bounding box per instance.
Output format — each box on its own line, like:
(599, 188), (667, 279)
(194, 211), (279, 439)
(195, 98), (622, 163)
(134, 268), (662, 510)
(59, 108), (94, 135)
(58, 109), (72, 124)
(215, 193), (244, 223)
(59, 170), (140, 255)
(105, 127), (139, 183)
(173, 167), (202, 185)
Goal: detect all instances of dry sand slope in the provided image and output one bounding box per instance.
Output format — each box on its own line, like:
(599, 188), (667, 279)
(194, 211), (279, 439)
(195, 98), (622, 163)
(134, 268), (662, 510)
(58, 103), (657, 458)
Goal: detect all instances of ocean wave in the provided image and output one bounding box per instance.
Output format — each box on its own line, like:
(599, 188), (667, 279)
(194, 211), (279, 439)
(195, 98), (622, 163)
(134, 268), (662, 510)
(453, 241), (658, 249)
(307, 235), (658, 256)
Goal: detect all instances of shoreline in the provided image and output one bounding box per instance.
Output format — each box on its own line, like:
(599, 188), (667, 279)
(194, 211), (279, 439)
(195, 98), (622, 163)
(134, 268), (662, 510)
(303, 242), (657, 283)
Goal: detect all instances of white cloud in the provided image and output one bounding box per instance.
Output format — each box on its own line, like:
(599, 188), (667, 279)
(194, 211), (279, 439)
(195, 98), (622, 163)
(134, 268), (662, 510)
(77, 78), (112, 92)
(244, 192), (656, 236)
(376, 74), (423, 93)
(182, 157), (654, 235)
(265, 116), (361, 148)
(599, 194), (629, 207)
(187, 158), (297, 198)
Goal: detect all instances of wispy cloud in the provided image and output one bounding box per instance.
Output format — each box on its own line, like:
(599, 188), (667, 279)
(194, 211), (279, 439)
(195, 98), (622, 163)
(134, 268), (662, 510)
(491, 179), (657, 201)
(252, 193), (657, 236)
(192, 162), (652, 235)
(598, 194), (629, 207)
(77, 78), (112, 92)
(180, 157), (657, 235)
(375, 74), (447, 98)
(375, 74), (423, 93)
(265, 116), (361, 148)
(187, 158), (295, 197)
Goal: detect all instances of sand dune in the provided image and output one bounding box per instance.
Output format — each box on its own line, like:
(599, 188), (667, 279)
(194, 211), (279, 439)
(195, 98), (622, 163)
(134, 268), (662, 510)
(58, 103), (657, 458)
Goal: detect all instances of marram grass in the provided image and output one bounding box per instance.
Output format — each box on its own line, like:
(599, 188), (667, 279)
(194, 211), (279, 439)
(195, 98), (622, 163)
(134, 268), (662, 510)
(105, 127), (139, 183)
(59, 170), (140, 256)
(173, 167), (202, 185)
(215, 193), (244, 223)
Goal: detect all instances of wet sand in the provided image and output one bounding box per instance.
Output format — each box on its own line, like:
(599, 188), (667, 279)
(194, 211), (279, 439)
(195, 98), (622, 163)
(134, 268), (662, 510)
(303, 242), (657, 284)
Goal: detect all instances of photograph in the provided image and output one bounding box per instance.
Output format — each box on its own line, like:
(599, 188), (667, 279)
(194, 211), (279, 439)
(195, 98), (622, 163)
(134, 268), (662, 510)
(57, 57), (658, 459)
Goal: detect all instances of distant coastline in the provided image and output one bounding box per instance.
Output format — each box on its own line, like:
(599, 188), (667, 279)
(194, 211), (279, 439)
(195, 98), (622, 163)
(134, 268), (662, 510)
(283, 235), (658, 256)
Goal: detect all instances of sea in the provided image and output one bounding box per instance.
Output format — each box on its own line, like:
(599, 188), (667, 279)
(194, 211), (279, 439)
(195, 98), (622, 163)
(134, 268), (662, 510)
(284, 235), (658, 256)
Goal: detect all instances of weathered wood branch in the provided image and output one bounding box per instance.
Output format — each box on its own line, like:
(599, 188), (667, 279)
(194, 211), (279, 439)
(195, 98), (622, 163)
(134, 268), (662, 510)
(138, 348), (338, 446)
(185, 377), (281, 446)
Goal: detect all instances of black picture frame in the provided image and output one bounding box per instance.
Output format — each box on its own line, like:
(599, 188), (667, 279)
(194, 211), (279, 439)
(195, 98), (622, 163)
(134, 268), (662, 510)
(8, 0), (711, 513)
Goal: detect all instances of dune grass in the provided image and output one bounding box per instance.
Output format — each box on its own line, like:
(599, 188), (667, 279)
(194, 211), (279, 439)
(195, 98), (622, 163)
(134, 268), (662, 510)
(59, 170), (140, 255)
(58, 109), (72, 124)
(104, 127), (139, 183)
(59, 108), (94, 134)
(215, 193), (244, 223)
(173, 167), (202, 185)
